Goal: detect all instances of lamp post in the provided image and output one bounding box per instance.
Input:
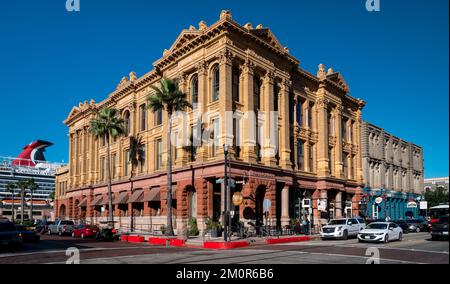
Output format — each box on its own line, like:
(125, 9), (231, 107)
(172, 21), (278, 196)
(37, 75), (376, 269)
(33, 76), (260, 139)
(223, 144), (229, 242)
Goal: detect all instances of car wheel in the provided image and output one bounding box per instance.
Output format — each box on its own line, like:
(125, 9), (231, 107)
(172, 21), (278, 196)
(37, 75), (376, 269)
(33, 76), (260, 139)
(416, 227), (420, 233)
(384, 234), (389, 243)
(58, 230), (62, 237)
(398, 232), (403, 241)
(71, 232), (75, 238)
(81, 233), (85, 240)
(342, 230), (348, 240)
(47, 229), (51, 235)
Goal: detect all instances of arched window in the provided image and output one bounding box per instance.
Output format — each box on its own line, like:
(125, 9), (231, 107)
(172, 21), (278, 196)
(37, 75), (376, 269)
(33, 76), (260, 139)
(124, 111), (131, 136)
(189, 188), (197, 218)
(212, 65), (220, 101)
(191, 75), (199, 105)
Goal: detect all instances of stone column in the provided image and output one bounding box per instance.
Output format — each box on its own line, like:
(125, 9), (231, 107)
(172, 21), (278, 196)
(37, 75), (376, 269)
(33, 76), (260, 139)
(195, 61), (209, 162)
(316, 95), (330, 177)
(281, 185), (290, 226)
(279, 79), (292, 169)
(262, 71), (277, 167)
(319, 189), (328, 225)
(241, 60), (257, 163)
(335, 106), (344, 178)
(355, 103), (365, 183)
(218, 49), (234, 157)
(335, 191), (343, 218)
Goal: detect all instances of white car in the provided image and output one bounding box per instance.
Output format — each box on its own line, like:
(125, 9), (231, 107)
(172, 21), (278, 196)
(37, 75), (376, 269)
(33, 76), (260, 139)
(320, 218), (366, 240)
(358, 222), (403, 243)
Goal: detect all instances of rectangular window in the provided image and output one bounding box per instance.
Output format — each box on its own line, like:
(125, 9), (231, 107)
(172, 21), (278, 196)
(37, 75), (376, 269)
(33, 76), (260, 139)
(173, 131), (178, 163)
(156, 109), (162, 126)
(212, 119), (219, 157)
(342, 118), (348, 142)
(297, 140), (304, 171)
(232, 66), (239, 102)
(190, 125), (198, 162)
(273, 84), (279, 112)
(140, 104), (147, 132)
(296, 101), (302, 125)
(328, 147), (334, 175)
(139, 145), (146, 173)
(111, 153), (116, 179)
(156, 139), (162, 170)
(233, 118), (241, 158)
(343, 155), (348, 178)
(124, 150), (130, 176)
(308, 105), (313, 129)
(328, 112), (334, 136)
(100, 157), (105, 181)
(309, 144), (314, 172)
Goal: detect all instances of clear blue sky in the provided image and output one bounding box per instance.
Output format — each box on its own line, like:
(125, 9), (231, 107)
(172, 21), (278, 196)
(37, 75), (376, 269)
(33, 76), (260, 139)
(0, 0), (448, 178)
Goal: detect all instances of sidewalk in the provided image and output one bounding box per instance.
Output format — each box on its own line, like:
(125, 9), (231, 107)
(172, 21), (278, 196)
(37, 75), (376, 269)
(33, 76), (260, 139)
(121, 233), (320, 250)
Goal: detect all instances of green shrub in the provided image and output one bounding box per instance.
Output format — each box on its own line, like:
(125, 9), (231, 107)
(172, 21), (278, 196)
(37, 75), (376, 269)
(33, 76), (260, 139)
(160, 224), (166, 235)
(188, 218), (199, 236)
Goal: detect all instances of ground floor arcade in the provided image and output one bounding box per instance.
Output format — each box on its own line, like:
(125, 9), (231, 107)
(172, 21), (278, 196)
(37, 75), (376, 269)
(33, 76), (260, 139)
(56, 162), (363, 235)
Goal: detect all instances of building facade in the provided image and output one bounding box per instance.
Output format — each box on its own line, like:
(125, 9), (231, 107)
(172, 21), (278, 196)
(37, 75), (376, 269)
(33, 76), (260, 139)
(424, 177), (449, 192)
(55, 11), (366, 234)
(361, 122), (425, 220)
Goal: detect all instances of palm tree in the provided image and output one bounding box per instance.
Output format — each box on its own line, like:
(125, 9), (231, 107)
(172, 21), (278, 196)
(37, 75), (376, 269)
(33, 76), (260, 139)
(90, 108), (126, 228)
(28, 178), (38, 222)
(6, 183), (17, 222)
(128, 136), (145, 232)
(16, 180), (29, 224)
(148, 78), (192, 236)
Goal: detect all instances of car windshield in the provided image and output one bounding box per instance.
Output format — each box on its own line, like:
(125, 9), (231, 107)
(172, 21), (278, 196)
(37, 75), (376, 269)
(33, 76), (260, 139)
(0, 222), (16, 232)
(61, 221), (74, 225)
(394, 220), (405, 224)
(328, 220), (347, 225)
(366, 223), (388, 230)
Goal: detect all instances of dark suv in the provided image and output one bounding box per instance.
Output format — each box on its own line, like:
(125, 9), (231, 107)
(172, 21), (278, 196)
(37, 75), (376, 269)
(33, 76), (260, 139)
(0, 221), (23, 250)
(431, 216), (449, 240)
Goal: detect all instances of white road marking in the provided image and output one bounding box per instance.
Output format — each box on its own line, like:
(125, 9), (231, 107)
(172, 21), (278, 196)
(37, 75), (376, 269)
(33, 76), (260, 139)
(0, 246), (154, 258)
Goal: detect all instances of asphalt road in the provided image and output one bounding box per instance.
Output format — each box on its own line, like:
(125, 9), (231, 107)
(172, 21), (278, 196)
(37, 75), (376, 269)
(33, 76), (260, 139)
(0, 232), (447, 264)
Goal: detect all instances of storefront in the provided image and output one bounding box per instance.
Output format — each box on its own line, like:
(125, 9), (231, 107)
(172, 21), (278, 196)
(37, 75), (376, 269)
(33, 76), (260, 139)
(360, 188), (423, 220)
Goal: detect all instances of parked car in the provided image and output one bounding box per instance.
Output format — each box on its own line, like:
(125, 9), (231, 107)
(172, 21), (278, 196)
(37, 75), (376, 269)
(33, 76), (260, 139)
(358, 222), (403, 243)
(393, 220), (409, 234)
(36, 220), (54, 234)
(431, 216), (449, 241)
(47, 220), (75, 236)
(15, 225), (40, 242)
(72, 224), (99, 239)
(406, 219), (429, 233)
(0, 221), (23, 250)
(320, 218), (366, 240)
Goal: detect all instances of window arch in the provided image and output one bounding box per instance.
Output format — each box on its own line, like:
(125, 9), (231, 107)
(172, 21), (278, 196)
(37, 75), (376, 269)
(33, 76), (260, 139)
(191, 75), (199, 105)
(212, 65), (220, 102)
(124, 110), (131, 136)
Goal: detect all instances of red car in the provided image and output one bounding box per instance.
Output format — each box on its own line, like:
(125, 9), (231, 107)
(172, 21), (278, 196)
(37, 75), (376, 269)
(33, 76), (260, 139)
(71, 225), (99, 239)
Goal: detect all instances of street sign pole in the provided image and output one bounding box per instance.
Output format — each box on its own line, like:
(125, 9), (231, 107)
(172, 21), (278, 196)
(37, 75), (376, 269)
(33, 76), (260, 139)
(223, 145), (228, 242)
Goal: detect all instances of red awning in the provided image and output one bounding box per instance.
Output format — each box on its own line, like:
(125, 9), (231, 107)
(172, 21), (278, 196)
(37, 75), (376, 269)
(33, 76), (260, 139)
(128, 189), (144, 203)
(91, 195), (104, 206)
(144, 187), (160, 202)
(113, 191), (129, 205)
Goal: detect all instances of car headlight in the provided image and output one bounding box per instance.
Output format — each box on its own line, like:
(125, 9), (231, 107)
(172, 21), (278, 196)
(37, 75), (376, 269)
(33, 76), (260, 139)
(336, 226), (343, 231)
(375, 233), (385, 236)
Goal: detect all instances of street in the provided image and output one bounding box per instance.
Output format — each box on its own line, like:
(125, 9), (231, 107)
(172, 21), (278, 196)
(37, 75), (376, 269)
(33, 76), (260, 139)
(0, 233), (447, 264)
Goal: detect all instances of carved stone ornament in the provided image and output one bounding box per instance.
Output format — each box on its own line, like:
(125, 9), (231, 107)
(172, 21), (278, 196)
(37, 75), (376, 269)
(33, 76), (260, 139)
(196, 60), (208, 75)
(129, 71), (137, 81)
(241, 59), (255, 74)
(219, 49), (233, 65)
(316, 97), (329, 109)
(199, 21), (208, 31)
(220, 10), (232, 20)
(317, 64), (326, 80)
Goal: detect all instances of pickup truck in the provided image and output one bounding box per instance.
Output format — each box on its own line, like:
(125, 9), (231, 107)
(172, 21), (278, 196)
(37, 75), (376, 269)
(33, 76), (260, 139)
(321, 218), (366, 240)
(47, 220), (75, 236)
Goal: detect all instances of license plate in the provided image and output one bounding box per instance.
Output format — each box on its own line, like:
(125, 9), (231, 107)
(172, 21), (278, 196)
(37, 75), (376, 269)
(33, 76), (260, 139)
(365, 236), (371, 239)
(443, 232), (448, 235)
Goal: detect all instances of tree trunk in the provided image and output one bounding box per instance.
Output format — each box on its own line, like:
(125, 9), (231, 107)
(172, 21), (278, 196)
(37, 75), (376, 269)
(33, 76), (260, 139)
(12, 192), (15, 223)
(21, 188), (25, 224)
(30, 191), (33, 222)
(106, 134), (114, 228)
(166, 112), (175, 236)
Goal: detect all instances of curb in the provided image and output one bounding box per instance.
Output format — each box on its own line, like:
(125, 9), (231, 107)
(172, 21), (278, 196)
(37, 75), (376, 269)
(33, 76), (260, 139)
(203, 241), (249, 250)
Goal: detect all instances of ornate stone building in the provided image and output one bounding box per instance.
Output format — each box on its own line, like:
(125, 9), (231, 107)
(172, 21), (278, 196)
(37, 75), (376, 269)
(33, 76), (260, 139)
(55, 11), (366, 233)
(361, 122), (424, 220)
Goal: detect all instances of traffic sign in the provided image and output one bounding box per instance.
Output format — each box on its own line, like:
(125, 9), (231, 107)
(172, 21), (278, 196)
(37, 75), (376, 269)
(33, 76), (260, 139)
(216, 179), (224, 184)
(216, 178), (236, 188)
